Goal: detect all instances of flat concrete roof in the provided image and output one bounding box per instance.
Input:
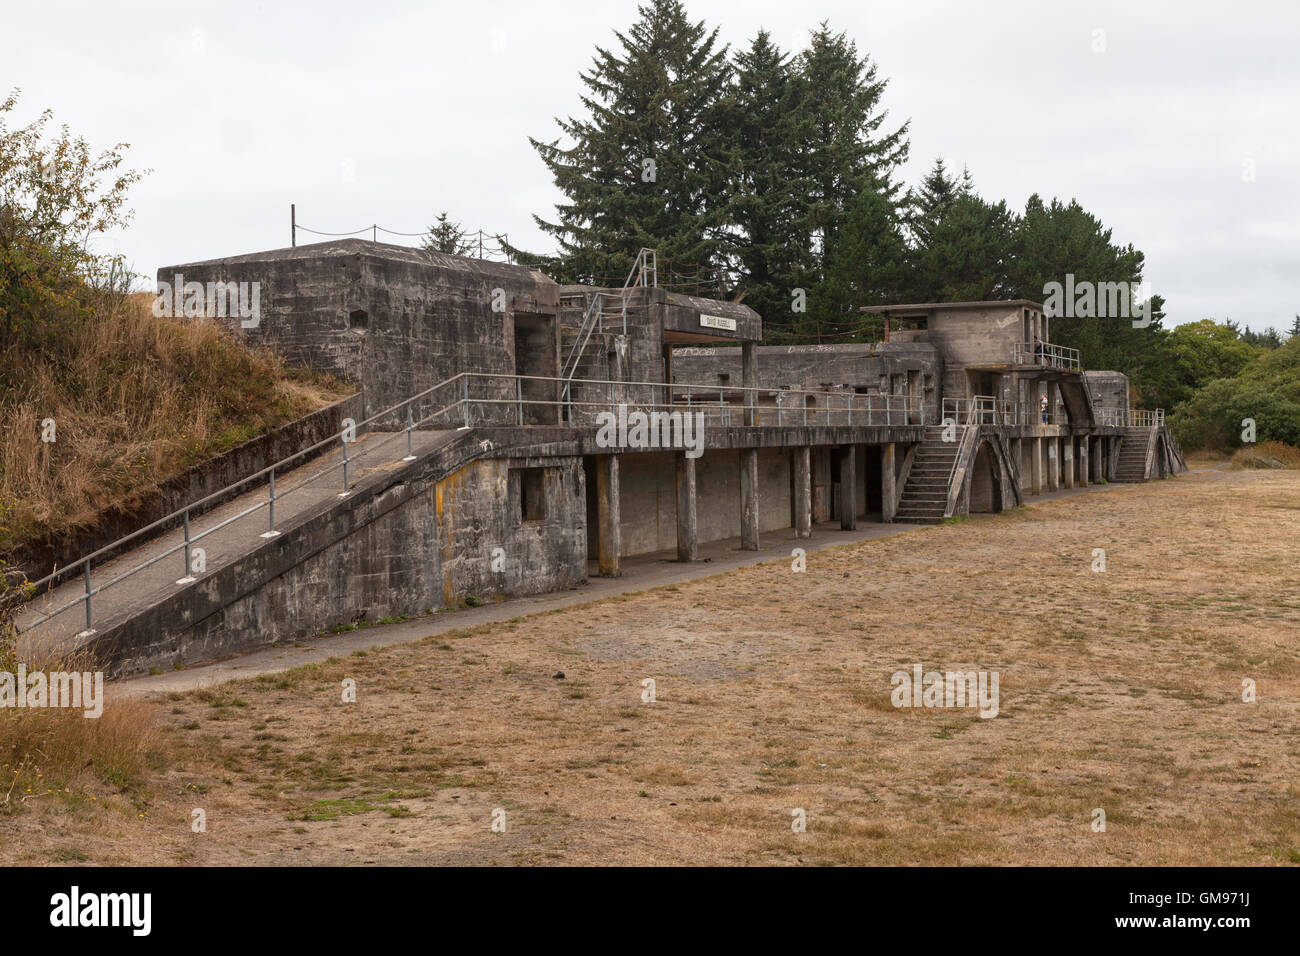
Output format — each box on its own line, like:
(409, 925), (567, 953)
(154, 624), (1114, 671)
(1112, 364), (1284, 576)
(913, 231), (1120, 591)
(160, 238), (550, 282)
(859, 299), (1046, 314)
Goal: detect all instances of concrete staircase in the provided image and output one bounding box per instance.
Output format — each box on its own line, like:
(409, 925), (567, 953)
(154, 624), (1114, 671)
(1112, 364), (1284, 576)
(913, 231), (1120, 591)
(895, 425), (961, 524)
(1114, 428), (1153, 482)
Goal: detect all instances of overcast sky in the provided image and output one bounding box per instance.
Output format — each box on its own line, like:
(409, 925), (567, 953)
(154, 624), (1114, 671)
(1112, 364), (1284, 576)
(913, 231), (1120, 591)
(9, 0), (1298, 331)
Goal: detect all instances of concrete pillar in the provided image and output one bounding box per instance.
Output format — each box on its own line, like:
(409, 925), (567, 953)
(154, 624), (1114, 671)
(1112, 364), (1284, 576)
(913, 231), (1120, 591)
(675, 452), (697, 562)
(1047, 380), (1060, 425)
(740, 447), (759, 550)
(1091, 437), (1103, 483)
(1048, 438), (1061, 490)
(839, 445), (857, 530)
(596, 454), (621, 576)
(1032, 437), (1044, 494)
(881, 442), (897, 523)
(794, 446), (812, 538)
(1063, 438), (1075, 489)
(1079, 438), (1090, 487)
(742, 341), (757, 426)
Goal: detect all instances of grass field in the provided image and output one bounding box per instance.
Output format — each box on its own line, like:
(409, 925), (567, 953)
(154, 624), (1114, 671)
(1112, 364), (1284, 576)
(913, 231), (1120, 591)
(2, 466), (1298, 866)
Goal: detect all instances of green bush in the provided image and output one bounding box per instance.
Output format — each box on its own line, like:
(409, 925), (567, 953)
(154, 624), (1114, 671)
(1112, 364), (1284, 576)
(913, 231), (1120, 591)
(1172, 337), (1300, 451)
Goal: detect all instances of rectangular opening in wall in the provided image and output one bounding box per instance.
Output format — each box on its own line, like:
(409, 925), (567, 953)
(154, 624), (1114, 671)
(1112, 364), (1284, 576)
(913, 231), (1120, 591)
(516, 467), (547, 522)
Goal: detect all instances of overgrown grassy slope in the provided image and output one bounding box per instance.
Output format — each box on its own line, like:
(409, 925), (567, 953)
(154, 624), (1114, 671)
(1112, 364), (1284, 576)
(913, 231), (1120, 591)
(0, 291), (351, 556)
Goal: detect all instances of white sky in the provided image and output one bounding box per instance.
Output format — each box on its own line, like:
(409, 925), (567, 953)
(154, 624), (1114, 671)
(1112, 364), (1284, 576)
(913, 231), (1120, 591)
(8, 0), (1298, 331)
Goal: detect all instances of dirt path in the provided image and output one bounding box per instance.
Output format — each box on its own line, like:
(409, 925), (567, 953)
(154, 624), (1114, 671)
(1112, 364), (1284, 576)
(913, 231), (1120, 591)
(4, 467), (1298, 866)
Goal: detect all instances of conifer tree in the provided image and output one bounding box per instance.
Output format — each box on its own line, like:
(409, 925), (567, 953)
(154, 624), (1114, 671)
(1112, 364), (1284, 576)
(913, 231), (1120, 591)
(527, 0), (734, 285)
(793, 23), (910, 277)
(723, 30), (814, 340)
(421, 213), (475, 256)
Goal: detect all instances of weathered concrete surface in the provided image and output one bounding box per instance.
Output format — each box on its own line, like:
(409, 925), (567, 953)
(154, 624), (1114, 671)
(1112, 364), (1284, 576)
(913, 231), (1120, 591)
(435, 455), (586, 605)
(596, 454), (621, 576)
(159, 239), (560, 422)
(19, 426), (585, 676)
(672, 341), (941, 425)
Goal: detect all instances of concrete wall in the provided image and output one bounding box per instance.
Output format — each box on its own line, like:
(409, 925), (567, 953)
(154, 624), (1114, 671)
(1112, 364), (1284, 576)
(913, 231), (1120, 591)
(435, 456), (587, 604)
(672, 341), (939, 390)
(925, 306), (1026, 368)
(158, 239), (560, 424)
(1084, 370), (1130, 410)
(78, 432), (587, 676)
(618, 447), (793, 555)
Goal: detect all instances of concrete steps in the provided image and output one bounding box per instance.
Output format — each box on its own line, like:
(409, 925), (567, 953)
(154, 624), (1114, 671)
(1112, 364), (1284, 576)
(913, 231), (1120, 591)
(895, 426), (961, 524)
(1113, 429), (1152, 482)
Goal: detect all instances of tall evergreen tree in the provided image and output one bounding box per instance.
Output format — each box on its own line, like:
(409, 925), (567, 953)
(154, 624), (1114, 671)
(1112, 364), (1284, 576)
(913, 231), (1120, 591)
(911, 188), (1018, 302)
(909, 157), (969, 249)
(1007, 195), (1152, 366)
(527, 0), (734, 285)
(722, 30), (813, 340)
(793, 23), (910, 277)
(803, 185), (912, 341)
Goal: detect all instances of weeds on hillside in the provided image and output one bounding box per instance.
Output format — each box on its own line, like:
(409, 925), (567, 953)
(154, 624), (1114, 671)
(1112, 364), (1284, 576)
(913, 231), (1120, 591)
(1231, 440), (1300, 469)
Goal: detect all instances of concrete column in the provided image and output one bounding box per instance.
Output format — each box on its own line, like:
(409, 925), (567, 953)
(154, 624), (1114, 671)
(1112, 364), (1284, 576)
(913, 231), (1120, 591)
(739, 447), (760, 550)
(742, 341), (757, 427)
(675, 452), (697, 562)
(597, 454), (621, 576)
(839, 445), (857, 530)
(1079, 438), (1090, 487)
(881, 442), (897, 523)
(794, 446), (812, 538)
(1047, 380), (1061, 425)
(1032, 437), (1044, 494)
(1063, 438), (1075, 489)
(1048, 438), (1061, 490)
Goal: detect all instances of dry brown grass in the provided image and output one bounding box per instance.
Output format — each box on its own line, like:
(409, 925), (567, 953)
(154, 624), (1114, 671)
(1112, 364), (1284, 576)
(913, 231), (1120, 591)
(1231, 440), (1300, 470)
(0, 292), (350, 554)
(2, 468), (1298, 866)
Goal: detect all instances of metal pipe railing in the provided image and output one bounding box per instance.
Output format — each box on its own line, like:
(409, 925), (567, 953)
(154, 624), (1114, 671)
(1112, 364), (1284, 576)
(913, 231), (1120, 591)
(1013, 341), (1081, 370)
(14, 369), (931, 638)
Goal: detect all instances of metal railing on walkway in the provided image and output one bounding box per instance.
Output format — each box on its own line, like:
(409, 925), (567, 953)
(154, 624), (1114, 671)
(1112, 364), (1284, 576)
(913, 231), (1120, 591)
(13, 371), (927, 639)
(1012, 342), (1081, 370)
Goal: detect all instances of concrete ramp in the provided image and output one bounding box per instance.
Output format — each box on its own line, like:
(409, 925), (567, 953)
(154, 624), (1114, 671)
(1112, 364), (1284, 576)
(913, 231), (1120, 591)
(17, 428), (482, 675)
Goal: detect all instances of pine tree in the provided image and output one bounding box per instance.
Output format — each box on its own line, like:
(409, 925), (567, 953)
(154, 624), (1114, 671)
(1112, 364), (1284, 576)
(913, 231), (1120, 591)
(722, 30), (814, 340)
(1290, 315), (1300, 339)
(421, 213), (475, 256)
(793, 23), (910, 278)
(1006, 193), (1150, 371)
(527, 0), (734, 286)
(805, 185), (912, 340)
(909, 157), (968, 249)
(910, 189), (1018, 302)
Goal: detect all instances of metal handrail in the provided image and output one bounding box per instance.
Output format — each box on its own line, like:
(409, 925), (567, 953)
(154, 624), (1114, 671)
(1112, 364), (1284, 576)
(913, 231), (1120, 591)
(1095, 406), (1165, 427)
(1013, 341), (1081, 370)
(560, 247), (658, 407)
(943, 395), (1017, 426)
(15, 369), (928, 638)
